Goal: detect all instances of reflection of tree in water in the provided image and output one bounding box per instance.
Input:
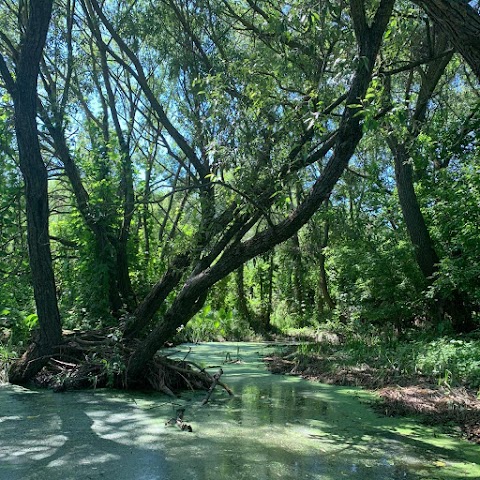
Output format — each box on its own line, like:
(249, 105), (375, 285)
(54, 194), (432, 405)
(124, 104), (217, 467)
(226, 378), (329, 429)
(164, 375), (421, 480)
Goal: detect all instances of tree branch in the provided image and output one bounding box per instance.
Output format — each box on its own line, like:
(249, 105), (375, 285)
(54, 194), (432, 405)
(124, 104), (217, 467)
(0, 53), (16, 95)
(84, 0), (208, 179)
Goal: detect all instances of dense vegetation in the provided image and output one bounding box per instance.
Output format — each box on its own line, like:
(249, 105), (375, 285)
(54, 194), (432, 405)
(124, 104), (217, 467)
(0, 0), (479, 388)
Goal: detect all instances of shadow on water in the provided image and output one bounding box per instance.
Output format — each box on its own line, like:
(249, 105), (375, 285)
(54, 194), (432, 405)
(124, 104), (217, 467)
(0, 342), (479, 480)
(0, 387), (172, 480)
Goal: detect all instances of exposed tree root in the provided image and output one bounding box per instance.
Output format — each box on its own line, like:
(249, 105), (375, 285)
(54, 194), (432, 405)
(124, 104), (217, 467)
(27, 329), (233, 399)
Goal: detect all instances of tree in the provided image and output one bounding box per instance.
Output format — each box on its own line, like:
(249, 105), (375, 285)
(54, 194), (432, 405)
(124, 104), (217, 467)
(13, 0), (480, 387)
(0, 0), (62, 383)
(380, 16), (476, 332)
(413, 0), (480, 80)
(122, 0), (396, 380)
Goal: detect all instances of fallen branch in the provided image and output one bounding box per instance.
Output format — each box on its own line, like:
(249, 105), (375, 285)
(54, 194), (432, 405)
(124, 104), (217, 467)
(202, 368), (223, 405)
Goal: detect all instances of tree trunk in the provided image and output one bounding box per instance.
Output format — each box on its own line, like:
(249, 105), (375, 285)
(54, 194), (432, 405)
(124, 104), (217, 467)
(263, 253), (275, 331)
(40, 104), (125, 316)
(142, 152), (155, 270)
(290, 233), (304, 314)
(2, 0), (63, 384)
(391, 143), (476, 335)
(126, 287), (208, 383)
(386, 34), (475, 333)
(124, 254), (191, 338)
(125, 0), (396, 381)
(235, 265), (252, 324)
(317, 219), (336, 311)
(413, 0), (480, 80)
(97, 35), (137, 311)
(390, 140), (440, 280)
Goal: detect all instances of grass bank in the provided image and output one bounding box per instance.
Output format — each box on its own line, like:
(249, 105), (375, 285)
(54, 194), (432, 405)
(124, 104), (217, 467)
(265, 331), (480, 443)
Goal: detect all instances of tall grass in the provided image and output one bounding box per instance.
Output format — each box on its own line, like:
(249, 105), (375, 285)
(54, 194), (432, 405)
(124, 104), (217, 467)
(295, 332), (480, 391)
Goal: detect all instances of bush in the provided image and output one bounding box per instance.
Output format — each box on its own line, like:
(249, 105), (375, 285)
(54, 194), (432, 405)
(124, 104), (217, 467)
(294, 330), (480, 390)
(174, 305), (254, 343)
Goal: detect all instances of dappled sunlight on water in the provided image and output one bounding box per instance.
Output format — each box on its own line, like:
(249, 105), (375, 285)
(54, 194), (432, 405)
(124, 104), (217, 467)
(0, 342), (479, 479)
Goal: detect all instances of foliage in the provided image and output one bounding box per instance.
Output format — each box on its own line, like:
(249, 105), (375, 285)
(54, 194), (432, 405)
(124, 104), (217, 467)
(175, 305), (255, 343)
(296, 331), (480, 390)
(429, 162), (480, 307)
(0, 0), (479, 382)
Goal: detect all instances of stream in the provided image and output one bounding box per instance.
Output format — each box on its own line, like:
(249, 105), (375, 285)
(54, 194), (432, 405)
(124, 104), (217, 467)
(1, 342), (479, 479)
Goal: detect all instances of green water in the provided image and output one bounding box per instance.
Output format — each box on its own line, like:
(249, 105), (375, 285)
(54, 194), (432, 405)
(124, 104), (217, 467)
(0, 342), (479, 479)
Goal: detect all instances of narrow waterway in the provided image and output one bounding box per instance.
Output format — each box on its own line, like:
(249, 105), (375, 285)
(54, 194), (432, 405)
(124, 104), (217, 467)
(1, 342), (479, 479)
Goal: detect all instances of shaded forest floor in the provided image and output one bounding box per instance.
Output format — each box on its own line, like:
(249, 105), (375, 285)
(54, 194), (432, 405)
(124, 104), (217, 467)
(264, 343), (480, 444)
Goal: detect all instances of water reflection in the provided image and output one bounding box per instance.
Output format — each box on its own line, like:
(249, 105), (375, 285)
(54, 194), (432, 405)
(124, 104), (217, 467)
(0, 342), (479, 479)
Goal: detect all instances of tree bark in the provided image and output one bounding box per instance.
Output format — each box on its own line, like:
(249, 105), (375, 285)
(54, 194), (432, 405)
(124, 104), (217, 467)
(0, 1), (62, 384)
(413, 0), (480, 80)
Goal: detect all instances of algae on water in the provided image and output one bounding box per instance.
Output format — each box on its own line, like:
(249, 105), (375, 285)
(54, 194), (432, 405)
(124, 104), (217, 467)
(0, 342), (479, 480)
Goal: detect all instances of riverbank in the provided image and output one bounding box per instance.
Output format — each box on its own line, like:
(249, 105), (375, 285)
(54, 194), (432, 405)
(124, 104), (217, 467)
(264, 337), (480, 444)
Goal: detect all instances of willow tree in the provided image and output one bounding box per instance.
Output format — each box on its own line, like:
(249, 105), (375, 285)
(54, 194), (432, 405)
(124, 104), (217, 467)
(78, 0), (396, 382)
(3, 0), (477, 386)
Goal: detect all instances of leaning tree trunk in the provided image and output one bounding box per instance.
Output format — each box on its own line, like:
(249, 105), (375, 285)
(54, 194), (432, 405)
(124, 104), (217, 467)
(125, 0), (396, 382)
(391, 140), (475, 333)
(390, 140), (440, 280)
(0, 0), (63, 384)
(386, 34), (475, 333)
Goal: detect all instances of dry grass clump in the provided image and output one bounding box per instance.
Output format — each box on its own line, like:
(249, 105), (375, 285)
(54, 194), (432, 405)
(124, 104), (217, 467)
(376, 385), (480, 443)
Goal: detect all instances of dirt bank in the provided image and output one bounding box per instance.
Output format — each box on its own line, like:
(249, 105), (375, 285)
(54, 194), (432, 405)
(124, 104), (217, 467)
(264, 351), (480, 444)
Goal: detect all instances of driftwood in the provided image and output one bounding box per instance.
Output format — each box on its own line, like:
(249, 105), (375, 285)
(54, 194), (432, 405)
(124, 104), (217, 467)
(201, 368), (224, 405)
(223, 347), (243, 364)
